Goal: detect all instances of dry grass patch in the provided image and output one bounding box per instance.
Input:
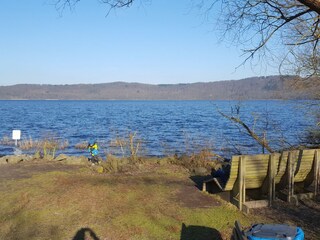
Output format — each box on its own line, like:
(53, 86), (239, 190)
(0, 162), (262, 240)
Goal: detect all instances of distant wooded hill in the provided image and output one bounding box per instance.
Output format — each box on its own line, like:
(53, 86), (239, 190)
(1, 76), (319, 100)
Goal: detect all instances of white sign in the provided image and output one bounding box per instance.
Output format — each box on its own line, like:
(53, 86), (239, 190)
(12, 130), (21, 140)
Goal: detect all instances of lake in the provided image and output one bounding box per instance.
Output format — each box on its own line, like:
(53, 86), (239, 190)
(0, 100), (318, 158)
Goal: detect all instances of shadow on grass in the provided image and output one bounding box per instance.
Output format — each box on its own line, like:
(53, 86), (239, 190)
(180, 223), (223, 240)
(72, 228), (100, 240)
(189, 175), (231, 202)
(189, 175), (213, 191)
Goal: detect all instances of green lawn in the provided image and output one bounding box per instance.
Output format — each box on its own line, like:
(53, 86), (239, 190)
(0, 161), (264, 240)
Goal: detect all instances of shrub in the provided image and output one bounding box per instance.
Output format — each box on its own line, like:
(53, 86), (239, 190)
(18, 136), (68, 159)
(109, 132), (143, 163)
(172, 149), (225, 173)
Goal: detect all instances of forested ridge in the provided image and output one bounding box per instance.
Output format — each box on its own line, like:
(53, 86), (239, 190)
(1, 76), (319, 100)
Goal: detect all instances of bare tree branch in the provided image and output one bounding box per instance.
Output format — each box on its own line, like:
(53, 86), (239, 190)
(217, 109), (275, 153)
(298, 0), (320, 15)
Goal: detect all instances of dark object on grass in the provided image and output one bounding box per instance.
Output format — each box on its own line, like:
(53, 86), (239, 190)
(245, 223), (304, 240)
(232, 221), (304, 240)
(72, 227), (100, 240)
(212, 164), (231, 185)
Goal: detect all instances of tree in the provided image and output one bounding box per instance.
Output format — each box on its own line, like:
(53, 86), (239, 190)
(195, 0), (320, 77)
(55, 0), (320, 77)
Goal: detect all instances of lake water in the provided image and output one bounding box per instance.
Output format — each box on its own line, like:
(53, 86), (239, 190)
(0, 100), (318, 158)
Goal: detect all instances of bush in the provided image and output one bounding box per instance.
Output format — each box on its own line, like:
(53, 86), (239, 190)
(172, 149), (225, 173)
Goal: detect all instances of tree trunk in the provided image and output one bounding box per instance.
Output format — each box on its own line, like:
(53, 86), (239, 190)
(298, 0), (320, 15)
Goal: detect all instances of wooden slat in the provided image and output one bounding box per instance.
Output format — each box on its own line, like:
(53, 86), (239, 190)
(270, 154), (276, 202)
(245, 165), (269, 171)
(288, 152), (295, 202)
(239, 156), (245, 211)
(243, 169), (269, 175)
(246, 183), (265, 189)
(315, 150), (319, 196)
(243, 154), (270, 160)
(243, 200), (269, 208)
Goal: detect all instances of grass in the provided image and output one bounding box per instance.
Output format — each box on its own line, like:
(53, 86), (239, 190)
(0, 161), (262, 240)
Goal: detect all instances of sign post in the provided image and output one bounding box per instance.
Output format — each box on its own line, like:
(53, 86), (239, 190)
(12, 130), (21, 146)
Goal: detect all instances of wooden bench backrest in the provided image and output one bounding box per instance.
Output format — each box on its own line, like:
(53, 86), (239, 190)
(243, 154), (270, 189)
(294, 149), (317, 182)
(225, 154), (270, 191)
(222, 149), (319, 192)
(274, 151), (295, 184)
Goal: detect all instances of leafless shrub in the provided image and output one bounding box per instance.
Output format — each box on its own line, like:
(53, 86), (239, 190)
(75, 141), (88, 150)
(109, 131), (143, 163)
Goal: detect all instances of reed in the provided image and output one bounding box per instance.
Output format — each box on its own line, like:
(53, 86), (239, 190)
(109, 132), (142, 163)
(18, 136), (68, 158)
(0, 135), (13, 145)
(75, 141), (89, 150)
(18, 136), (35, 150)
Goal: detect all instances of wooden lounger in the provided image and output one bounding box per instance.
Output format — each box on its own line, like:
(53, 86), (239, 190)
(203, 149), (320, 211)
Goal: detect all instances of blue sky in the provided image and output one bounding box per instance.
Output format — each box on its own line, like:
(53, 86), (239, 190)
(0, 0), (278, 86)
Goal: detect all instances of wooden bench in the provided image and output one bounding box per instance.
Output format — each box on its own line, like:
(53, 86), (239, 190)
(203, 149), (320, 212)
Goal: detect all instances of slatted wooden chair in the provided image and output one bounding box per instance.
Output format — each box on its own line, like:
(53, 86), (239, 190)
(203, 154), (275, 213)
(272, 151), (295, 201)
(271, 149), (320, 204)
(288, 149), (319, 204)
(232, 154), (273, 213)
